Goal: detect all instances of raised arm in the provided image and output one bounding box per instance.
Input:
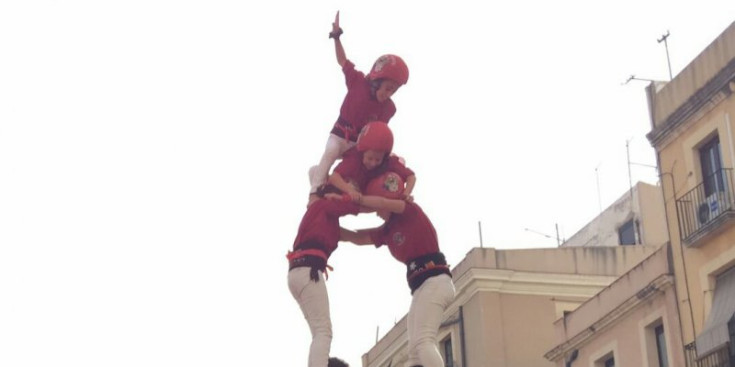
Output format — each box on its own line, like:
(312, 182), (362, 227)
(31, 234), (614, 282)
(329, 11), (347, 67)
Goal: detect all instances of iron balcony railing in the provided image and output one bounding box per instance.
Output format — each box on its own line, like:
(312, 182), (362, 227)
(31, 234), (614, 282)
(685, 342), (733, 367)
(676, 168), (735, 243)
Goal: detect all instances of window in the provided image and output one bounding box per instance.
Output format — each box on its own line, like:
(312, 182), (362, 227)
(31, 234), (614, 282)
(618, 219), (638, 245)
(654, 324), (669, 367)
(442, 336), (454, 367)
(696, 267), (735, 356)
(699, 136), (724, 196)
(594, 352), (616, 367)
(643, 317), (669, 367)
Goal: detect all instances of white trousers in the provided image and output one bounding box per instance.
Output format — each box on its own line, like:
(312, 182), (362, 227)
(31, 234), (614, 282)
(309, 134), (356, 193)
(406, 274), (456, 367)
(288, 267), (332, 367)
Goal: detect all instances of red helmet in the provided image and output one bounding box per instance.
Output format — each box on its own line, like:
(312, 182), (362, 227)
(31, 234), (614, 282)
(368, 54), (409, 85)
(366, 171), (405, 199)
(357, 121), (393, 153)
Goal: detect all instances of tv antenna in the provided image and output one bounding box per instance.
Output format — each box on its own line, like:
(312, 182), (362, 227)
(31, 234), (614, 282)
(622, 74), (656, 85)
(478, 221), (484, 248)
(595, 163), (603, 214)
(524, 225), (563, 246)
(657, 30), (673, 80)
(626, 139), (634, 199)
(625, 137), (658, 191)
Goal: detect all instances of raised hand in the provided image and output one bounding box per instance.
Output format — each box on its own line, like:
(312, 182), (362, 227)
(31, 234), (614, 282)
(329, 11), (343, 39)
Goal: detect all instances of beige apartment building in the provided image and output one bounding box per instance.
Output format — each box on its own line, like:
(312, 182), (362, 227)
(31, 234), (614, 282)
(548, 21), (735, 367)
(561, 182), (667, 248)
(545, 183), (682, 367)
(645, 21), (735, 366)
(361, 246), (659, 367)
(545, 245), (684, 367)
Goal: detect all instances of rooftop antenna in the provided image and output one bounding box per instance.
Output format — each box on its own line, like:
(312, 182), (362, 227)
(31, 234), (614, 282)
(625, 138), (659, 188)
(626, 138), (634, 199)
(657, 30), (673, 80)
(595, 163), (603, 214)
(524, 226), (562, 246)
(622, 74), (656, 85)
(478, 221), (484, 248)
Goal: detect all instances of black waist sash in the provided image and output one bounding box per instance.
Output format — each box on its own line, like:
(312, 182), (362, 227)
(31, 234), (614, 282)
(288, 241), (329, 282)
(330, 117), (358, 142)
(405, 252), (451, 294)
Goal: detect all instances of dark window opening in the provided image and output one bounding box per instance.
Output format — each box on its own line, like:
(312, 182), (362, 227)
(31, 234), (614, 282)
(655, 324), (669, 367)
(699, 136), (724, 197)
(443, 336), (454, 367)
(619, 219), (637, 245)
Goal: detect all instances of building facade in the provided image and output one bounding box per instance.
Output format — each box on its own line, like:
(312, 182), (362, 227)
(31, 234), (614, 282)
(361, 246), (659, 367)
(561, 181), (667, 248)
(544, 182), (680, 367)
(646, 21), (735, 366)
(545, 245), (684, 367)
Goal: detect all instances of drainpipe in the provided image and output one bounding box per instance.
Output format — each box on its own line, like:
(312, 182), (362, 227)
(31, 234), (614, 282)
(459, 306), (467, 367)
(726, 113), (734, 169)
(658, 156), (697, 348)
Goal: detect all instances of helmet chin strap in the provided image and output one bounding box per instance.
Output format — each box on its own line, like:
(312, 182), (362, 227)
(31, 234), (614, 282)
(370, 79), (382, 99)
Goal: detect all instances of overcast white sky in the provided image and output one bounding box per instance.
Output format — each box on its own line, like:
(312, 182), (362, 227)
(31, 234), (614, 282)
(1, 1), (734, 366)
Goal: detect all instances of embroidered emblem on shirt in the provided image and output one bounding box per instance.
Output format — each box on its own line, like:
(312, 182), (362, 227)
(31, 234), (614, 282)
(392, 232), (405, 246)
(383, 173), (400, 194)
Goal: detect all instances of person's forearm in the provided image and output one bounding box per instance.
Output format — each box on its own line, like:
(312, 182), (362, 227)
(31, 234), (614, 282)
(334, 39), (346, 67)
(340, 227), (358, 242)
(340, 227), (372, 245)
(328, 173), (354, 195)
(359, 195), (405, 214)
(404, 175), (416, 196)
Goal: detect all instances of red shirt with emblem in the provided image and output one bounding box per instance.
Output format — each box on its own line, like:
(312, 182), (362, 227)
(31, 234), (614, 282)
(293, 199), (360, 258)
(337, 60), (397, 135)
(368, 202), (440, 264)
(333, 148), (414, 191)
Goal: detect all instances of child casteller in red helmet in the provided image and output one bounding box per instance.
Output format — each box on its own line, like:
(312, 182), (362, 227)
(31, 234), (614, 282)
(339, 172), (455, 367)
(327, 121), (416, 206)
(308, 11), (409, 204)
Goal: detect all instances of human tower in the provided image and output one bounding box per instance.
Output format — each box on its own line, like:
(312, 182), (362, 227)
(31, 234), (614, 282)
(287, 11), (456, 367)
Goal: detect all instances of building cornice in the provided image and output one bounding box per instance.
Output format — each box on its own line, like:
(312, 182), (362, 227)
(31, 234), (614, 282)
(448, 268), (617, 320)
(544, 274), (675, 362)
(647, 59), (735, 149)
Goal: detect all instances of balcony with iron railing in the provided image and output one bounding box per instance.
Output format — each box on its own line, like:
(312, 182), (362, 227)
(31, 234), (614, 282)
(685, 342), (733, 367)
(676, 168), (735, 246)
